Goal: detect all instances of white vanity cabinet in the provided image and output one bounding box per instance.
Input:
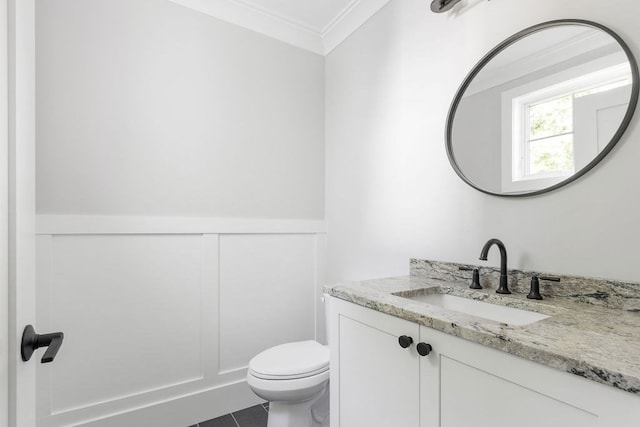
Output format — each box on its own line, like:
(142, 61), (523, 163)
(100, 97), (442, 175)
(331, 298), (421, 427)
(328, 296), (640, 427)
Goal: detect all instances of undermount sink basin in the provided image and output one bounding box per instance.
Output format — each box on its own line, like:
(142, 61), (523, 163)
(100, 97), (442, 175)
(403, 293), (550, 326)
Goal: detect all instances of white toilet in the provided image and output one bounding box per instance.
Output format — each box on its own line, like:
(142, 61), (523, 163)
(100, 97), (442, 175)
(247, 340), (330, 427)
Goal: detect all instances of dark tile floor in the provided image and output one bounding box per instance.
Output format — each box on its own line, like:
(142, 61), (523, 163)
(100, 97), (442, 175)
(190, 403), (268, 427)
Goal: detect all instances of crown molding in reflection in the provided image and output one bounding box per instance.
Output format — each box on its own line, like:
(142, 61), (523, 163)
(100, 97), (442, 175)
(466, 29), (618, 96)
(167, 0), (391, 55)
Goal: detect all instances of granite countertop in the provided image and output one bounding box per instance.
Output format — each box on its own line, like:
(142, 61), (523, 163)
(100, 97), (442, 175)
(324, 260), (640, 395)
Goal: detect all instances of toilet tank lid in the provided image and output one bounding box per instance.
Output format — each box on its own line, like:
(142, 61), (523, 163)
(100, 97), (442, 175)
(249, 340), (329, 378)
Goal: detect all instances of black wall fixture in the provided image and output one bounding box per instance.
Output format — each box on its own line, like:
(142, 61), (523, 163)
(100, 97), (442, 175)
(430, 0), (462, 13)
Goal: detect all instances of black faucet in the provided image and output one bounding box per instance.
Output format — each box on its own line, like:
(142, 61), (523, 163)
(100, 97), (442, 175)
(479, 238), (510, 294)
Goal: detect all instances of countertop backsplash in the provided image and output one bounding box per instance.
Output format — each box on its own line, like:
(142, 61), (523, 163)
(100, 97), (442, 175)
(410, 259), (640, 312)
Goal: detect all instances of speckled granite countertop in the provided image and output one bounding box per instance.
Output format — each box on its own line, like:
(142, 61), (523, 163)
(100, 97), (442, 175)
(324, 260), (640, 395)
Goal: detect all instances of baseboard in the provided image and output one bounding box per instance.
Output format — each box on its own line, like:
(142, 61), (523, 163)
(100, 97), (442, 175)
(77, 380), (263, 427)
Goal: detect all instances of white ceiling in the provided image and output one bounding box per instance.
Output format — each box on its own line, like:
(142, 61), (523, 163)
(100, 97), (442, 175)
(167, 0), (392, 55)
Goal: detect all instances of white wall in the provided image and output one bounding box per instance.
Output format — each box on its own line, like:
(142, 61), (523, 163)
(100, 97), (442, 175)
(326, 0), (640, 284)
(36, 0), (325, 219)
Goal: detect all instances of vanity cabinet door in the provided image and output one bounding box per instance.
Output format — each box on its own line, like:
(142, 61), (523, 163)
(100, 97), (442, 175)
(329, 298), (420, 427)
(439, 356), (597, 427)
(420, 325), (640, 427)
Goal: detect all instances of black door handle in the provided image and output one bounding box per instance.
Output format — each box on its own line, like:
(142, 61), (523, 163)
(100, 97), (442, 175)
(21, 325), (64, 363)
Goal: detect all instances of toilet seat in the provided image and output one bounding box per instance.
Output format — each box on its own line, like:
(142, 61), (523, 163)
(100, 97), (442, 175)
(249, 340), (329, 380)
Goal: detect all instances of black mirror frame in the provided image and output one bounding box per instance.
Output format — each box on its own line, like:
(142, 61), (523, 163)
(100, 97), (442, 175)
(445, 19), (640, 197)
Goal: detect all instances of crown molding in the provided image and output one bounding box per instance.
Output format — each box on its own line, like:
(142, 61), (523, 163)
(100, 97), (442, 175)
(322, 0), (391, 54)
(167, 0), (391, 55)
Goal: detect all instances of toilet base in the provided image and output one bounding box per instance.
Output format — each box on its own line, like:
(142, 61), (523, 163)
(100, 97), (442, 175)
(267, 384), (329, 427)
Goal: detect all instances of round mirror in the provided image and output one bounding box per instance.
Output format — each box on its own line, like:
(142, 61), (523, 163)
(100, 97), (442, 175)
(446, 20), (639, 196)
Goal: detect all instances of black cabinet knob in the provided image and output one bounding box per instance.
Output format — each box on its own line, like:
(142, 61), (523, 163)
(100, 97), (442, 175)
(398, 335), (414, 348)
(417, 342), (433, 356)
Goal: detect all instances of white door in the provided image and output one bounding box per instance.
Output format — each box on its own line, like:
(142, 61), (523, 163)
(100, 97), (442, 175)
(4, 0), (38, 426)
(573, 84), (630, 170)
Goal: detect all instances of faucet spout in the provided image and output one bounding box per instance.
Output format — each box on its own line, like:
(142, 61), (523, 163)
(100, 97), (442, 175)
(479, 238), (510, 294)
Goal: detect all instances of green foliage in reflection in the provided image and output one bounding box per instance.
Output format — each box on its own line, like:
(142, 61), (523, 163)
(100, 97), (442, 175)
(530, 135), (574, 174)
(527, 94), (575, 175)
(529, 95), (573, 140)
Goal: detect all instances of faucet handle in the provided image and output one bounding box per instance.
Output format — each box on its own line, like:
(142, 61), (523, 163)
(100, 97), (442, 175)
(459, 266), (482, 289)
(527, 276), (560, 300)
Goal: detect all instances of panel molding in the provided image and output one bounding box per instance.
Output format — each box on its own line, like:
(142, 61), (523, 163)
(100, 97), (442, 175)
(217, 234), (317, 373)
(36, 218), (327, 426)
(36, 215), (326, 235)
(202, 235), (220, 380)
(37, 234), (208, 424)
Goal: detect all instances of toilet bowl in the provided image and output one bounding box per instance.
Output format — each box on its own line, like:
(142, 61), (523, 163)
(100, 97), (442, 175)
(247, 340), (330, 427)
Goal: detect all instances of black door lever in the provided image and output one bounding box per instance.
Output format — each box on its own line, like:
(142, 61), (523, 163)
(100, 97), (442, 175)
(21, 325), (64, 363)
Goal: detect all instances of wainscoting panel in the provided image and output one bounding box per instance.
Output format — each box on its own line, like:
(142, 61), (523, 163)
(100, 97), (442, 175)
(218, 234), (317, 374)
(35, 216), (326, 427)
